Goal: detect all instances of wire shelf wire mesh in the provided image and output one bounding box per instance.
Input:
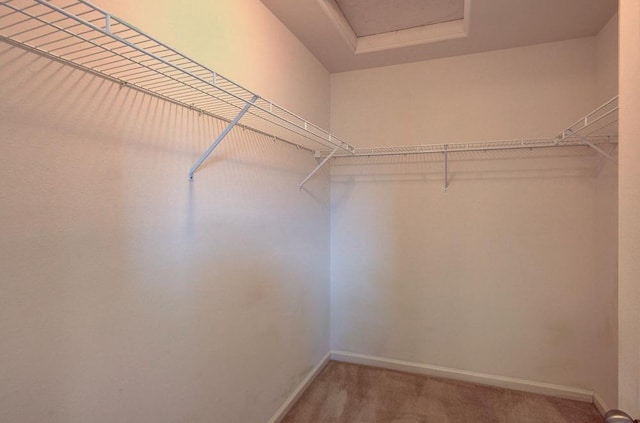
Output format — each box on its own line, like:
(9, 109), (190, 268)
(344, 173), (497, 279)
(326, 140), (617, 166)
(318, 97), (619, 165)
(0, 0), (619, 171)
(559, 96), (618, 141)
(0, 0), (355, 154)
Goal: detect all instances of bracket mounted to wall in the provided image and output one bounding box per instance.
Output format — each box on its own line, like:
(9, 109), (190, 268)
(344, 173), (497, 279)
(555, 96), (619, 165)
(189, 95), (259, 180)
(299, 147), (338, 190)
(0, 0), (356, 185)
(444, 144), (449, 192)
(563, 129), (617, 164)
(0, 2), (617, 192)
(314, 95), (618, 190)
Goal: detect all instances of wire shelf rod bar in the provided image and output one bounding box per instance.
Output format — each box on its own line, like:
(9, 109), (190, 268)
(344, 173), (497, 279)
(3, 11), (82, 40)
(28, 27), (99, 52)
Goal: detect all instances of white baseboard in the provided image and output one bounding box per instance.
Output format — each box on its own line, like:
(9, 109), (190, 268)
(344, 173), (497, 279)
(268, 352), (331, 423)
(268, 350), (607, 422)
(330, 350), (595, 404)
(592, 392), (609, 416)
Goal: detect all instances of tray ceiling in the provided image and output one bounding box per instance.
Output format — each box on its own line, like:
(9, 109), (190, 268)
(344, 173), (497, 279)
(335, 0), (465, 37)
(259, 0), (618, 72)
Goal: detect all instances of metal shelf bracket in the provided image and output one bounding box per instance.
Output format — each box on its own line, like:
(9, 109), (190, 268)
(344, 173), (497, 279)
(0, 0), (355, 181)
(0, 2), (618, 188)
(444, 144), (449, 192)
(299, 148), (338, 190)
(189, 95), (259, 180)
(565, 129), (618, 164)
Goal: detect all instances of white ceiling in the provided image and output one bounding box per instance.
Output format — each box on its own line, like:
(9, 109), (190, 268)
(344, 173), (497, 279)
(259, 0), (618, 73)
(335, 0), (465, 37)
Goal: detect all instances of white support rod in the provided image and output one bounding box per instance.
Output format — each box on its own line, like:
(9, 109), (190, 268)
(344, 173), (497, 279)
(595, 144), (618, 176)
(189, 95), (258, 180)
(299, 148), (338, 190)
(444, 145), (449, 192)
(565, 129), (618, 164)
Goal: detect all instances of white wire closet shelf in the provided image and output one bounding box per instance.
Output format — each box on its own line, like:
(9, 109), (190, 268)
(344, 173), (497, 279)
(321, 97), (617, 191)
(0, 0), (356, 180)
(0, 1), (618, 188)
(317, 96), (619, 162)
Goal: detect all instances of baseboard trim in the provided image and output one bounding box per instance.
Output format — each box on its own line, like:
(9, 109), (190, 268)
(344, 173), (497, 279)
(268, 352), (331, 423)
(268, 350), (607, 421)
(592, 392), (609, 416)
(331, 350), (595, 404)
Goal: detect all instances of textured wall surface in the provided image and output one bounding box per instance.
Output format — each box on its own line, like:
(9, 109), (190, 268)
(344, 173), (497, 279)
(0, 1), (331, 421)
(594, 13), (619, 409)
(596, 14), (619, 103)
(618, 0), (640, 416)
(330, 37), (618, 404)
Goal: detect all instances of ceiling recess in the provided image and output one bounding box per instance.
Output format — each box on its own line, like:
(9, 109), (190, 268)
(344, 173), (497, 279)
(319, 0), (470, 54)
(258, 0), (617, 72)
(335, 0), (465, 37)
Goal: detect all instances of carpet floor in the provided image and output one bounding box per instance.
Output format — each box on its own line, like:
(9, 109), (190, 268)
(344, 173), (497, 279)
(281, 361), (603, 423)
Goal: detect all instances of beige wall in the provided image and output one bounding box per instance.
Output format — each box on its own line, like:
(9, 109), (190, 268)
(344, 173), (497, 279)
(618, 0), (640, 417)
(595, 157), (619, 408)
(596, 14), (619, 103)
(331, 37), (598, 145)
(1, 0), (628, 420)
(594, 12), (620, 409)
(0, 1), (331, 422)
(330, 37), (618, 402)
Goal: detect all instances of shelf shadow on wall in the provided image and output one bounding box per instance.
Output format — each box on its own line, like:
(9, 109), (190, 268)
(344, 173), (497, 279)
(331, 146), (615, 184)
(329, 147), (617, 211)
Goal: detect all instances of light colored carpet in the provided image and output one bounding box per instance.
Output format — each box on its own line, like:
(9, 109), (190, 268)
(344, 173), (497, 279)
(281, 361), (603, 423)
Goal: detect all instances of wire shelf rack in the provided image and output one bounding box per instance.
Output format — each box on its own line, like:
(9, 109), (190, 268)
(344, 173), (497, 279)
(0, 0), (356, 158)
(0, 0), (618, 187)
(558, 96), (618, 141)
(317, 96), (619, 163)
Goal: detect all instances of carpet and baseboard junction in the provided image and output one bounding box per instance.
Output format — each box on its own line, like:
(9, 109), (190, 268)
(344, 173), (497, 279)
(271, 352), (605, 423)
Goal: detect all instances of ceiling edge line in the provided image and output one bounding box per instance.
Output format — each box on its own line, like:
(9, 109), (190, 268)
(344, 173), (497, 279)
(355, 20), (468, 54)
(316, 0), (357, 52)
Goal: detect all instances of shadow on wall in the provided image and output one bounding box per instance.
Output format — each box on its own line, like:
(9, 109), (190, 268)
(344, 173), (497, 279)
(331, 148), (613, 183)
(1, 41), (331, 422)
(329, 142), (618, 397)
(329, 149), (614, 211)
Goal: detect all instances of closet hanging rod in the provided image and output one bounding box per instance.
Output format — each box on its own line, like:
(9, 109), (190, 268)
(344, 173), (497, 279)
(0, 0), (356, 163)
